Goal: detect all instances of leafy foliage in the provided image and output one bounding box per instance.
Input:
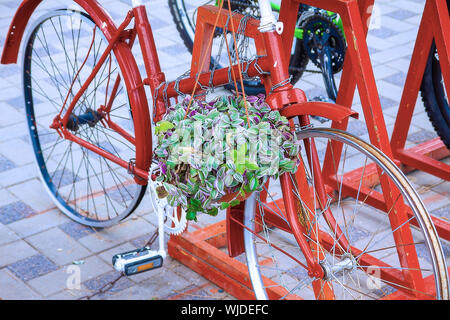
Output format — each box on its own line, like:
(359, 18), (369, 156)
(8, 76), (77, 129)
(154, 95), (300, 221)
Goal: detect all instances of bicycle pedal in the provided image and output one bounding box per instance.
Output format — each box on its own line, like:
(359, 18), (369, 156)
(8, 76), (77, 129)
(112, 247), (163, 276)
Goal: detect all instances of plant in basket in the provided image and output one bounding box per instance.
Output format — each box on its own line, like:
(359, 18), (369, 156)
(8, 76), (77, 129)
(153, 94), (301, 221)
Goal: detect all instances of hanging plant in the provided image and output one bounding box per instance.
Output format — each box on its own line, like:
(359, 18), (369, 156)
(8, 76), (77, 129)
(153, 94), (301, 221)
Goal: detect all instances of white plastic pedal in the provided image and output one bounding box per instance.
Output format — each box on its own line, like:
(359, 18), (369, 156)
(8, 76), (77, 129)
(112, 247), (163, 276)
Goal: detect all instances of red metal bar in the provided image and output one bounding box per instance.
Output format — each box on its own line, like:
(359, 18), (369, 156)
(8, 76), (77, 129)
(61, 11), (135, 128)
(63, 130), (148, 180)
(390, 0), (450, 182)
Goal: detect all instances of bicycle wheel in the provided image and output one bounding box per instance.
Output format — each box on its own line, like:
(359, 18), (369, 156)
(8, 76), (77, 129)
(168, 0), (309, 93)
(23, 9), (147, 227)
(243, 127), (449, 300)
(420, 0), (450, 149)
(421, 41), (450, 149)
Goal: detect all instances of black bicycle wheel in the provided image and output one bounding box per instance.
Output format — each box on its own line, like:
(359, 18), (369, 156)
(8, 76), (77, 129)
(168, 0), (308, 94)
(419, 0), (450, 149)
(23, 9), (146, 227)
(420, 41), (450, 149)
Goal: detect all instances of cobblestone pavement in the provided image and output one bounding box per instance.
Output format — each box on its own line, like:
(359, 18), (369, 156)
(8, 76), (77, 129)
(0, 0), (448, 300)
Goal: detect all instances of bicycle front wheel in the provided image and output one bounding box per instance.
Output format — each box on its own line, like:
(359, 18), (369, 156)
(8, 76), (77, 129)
(23, 9), (149, 227)
(244, 127), (448, 300)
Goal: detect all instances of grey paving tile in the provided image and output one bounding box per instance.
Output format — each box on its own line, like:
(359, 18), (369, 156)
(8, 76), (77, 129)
(385, 9), (418, 21)
(59, 220), (97, 240)
(8, 209), (66, 238)
(0, 240), (37, 267)
(369, 26), (397, 39)
(379, 96), (399, 110)
(0, 201), (36, 225)
(384, 72), (407, 87)
(0, 223), (19, 246)
(28, 256), (112, 297)
(78, 218), (155, 253)
(0, 269), (42, 300)
(430, 205), (449, 219)
(82, 271), (134, 298)
(7, 254), (58, 282)
(26, 228), (91, 266)
(406, 129), (438, 144)
(7, 179), (55, 213)
(100, 269), (191, 300)
(0, 155), (16, 173)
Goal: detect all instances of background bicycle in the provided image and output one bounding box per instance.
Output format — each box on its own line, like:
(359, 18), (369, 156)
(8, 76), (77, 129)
(0, 0), (442, 297)
(169, 0), (346, 102)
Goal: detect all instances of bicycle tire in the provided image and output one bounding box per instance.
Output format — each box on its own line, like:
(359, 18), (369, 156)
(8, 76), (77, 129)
(23, 9), (149, 227)
(243, 127), (449, 300)
(419, 0), (450, 149)
(420, 41), (450, 149)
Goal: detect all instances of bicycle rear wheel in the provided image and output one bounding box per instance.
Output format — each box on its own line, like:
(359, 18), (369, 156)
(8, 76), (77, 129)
(420, 0), (450, 149)
(244, 127), (448, 300)
(421, 41), (450, 149)
(23, 9), (148, 227)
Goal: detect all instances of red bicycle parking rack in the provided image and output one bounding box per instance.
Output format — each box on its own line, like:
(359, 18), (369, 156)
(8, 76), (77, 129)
(168, 0), (449, 299)
(389, 0), (450, 241)
(391, 0), (450, 182)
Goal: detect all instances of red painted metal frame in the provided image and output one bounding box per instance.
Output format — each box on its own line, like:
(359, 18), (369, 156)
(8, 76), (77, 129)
(390, 0), (450, 182)
(174, 0), (445, 299)
(1, 0), (153, 185)
(169, 0), (438, 299)
(2, 0), (446, 299)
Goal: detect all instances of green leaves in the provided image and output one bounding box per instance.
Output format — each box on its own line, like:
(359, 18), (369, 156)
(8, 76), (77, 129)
(154, 94), (300, 220)
(155, 120), (175, 134)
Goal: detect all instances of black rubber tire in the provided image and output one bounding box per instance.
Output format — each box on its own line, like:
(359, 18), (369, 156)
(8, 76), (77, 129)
(419, 0), (450, 149)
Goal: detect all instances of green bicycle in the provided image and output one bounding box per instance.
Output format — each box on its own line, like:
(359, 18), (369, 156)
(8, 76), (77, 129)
(169, 0), (347, 101)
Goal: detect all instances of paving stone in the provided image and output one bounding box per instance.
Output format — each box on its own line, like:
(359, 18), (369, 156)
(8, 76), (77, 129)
(7, 254), (58, 281)
(0, 155), (16, 173)
(0, 138), (34, 166)
(100, 269), (191, 300)
(78, 218), (154, 253)
(28, 256), (112, 297)
(431, 205), (449, 219)
(8, 209), (66, 238)
(59, 220), (97, 240)
(0, 269), (42, 300)
(369, 26), (397, 39)
(26, 228), (91, 266)
(385, 9), (418, 21)
(0, 240), (37, 267)
(0, 223), (19, 246)
(0, 163), (37, 189)
(384, 72), (407, 87)
(0, 188), (17, 207)
(406, 129), (438, 144)
(7, 179), (55, 213)
(82, 271), (134, 298)
(0, 201), (37, 225)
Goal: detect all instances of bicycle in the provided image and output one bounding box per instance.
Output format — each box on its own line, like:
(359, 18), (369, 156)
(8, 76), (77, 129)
(1, 0), (448, 299)
(169, 0), (346, 101)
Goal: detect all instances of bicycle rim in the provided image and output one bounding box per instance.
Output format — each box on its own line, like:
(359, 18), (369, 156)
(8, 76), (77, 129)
(23, 9), (146, 227)
(244, 127), (448, 300)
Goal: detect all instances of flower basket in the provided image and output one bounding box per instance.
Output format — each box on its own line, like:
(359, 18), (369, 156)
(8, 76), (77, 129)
(153, 94), (300, 221)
